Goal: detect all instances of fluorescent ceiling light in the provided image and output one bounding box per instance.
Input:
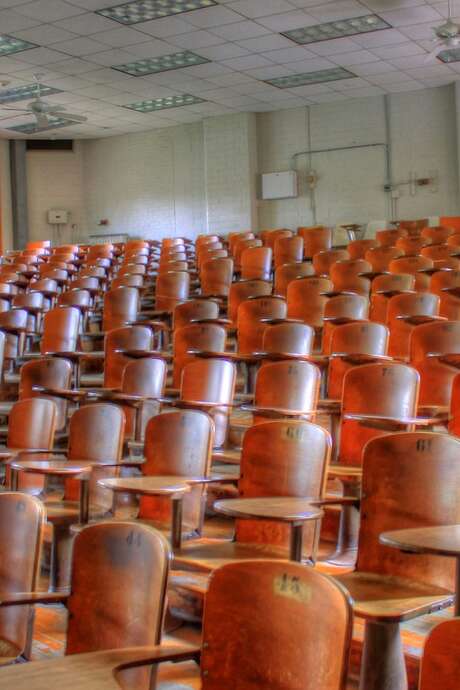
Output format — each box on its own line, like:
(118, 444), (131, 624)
(283, 14), (391, 44)
(0, 84), (62, 104)
(0, 34), (38, 56)
(437, 47), (460, 63)
(112, 51), (210, 76)
(266, 67), (356, 88)
(7, 118), (75, 134)
(97, 0), (217, 25)
(124, 93), (206, 111)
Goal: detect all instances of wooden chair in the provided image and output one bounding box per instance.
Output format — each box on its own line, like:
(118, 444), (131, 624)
(227, 279), (272, 325)
(263, 320), (314, 355)
(286, 277), (333, 327)
(7, 398), (57, 493)
(233, 238), (262, 270)
(298, 226), (332, 258)
(200, 258), (234, 297)
(103, 325), (153, 389)
(348, 238), (377, 259)
(274, 235), (303, 268)
(387, 292), (440, 359)
(240, 246), (272, 281)
(102, 287), (139, 332)
(0, 309), (28, 363)
(313, 249), (350, 276)
(19, 357), (73, 432)
(421, 225), (454, 244)
(236, 295), (287, 354)
(263, 229), (292, 251)
(330, 259), (372, 297)
(410, 320), (460, 407)
(336, 432), (460, 690)
(395, 235), (428, 255)
(172, 299), (219, 331)
(322, 293), (369, 354)
(418, 619), (460, 690)
(274, 261), (314, 297)
(327, 321), (389, 399)
(155, 271), (190, 312)
(0, 521), (170, 690)
(247, 359), (320, 425)
(0, 492), (44, 663)
(369, 273), (415, 323)
(365, 245), (403, 272)
(389, 255), (434, 292)
(0, 557), (353, 690)
(173, 323), (226, 388)
(421, 244), (459, 262)
(376, 228), (407, 246)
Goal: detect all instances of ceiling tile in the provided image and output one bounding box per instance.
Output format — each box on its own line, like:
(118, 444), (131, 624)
(227, 0), (296, 20)
(181, 4), (243, 27)
(308, 38), (361, 56)
(308, 1), (371, 22)
(0, 8), (42, 32)
(260, 45), (316, 62)
(351, 28), (408, 48)
(331, 49), (380, 66)
(168, 30), (225, 49)
(352, 60), (398, 75)
(197, 42), (250, 59)
(116, 39), (176, 58)
(379, 6), (442, 26)
(210, 20), (271, 41)
(14, 46), (70, 64)
(89, 27), (149, 47)
(13, 23), (78, 45)
(255, 9), (317, 31)
(220, 54), (275, 70)
(135, 16), (198, 38)
(372, 41), (425, 59)
(86, 48), (138, 66)
(47, 57), (100, 73)
(51, 36), (105, 56)
(236, 33), (294, 52)
(15, 0), (84, 22)
(54, 11), (118, 35)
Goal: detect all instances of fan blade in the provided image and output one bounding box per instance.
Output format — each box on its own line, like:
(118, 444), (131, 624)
(36, 112), (48, 129)
(51, 112), (87, 123)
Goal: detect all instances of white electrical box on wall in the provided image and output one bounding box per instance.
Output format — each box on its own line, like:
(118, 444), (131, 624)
(261, 171), (298, 200)
(48, 209), (69, 224)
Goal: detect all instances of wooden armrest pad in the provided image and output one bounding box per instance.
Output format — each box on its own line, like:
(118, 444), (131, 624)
(344, 413), (439, 425)
(240, 404), (313, 417)
(0, 591), (69, 606)
(32, 385), (87, 400)
(311, 496), (360, 507)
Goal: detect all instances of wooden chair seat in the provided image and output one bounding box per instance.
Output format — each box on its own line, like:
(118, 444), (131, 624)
(335, 571), (453, 622)
(173, 537), (290, 572)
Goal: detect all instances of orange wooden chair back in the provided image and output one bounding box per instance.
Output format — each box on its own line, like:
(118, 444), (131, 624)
(104, 325), (153, 388)
(313, 249), (349, 276)
(202, 560), (352, 690)
(322, 293), (369, 354)
(410, 321), (460, 406)
(286, 276), (332, 326)
(327, 321), (389, 399)
(237, 420), (330, 555)
(40, 306), (80, 355)
(237, 296), (287, 354)
(274, 261), (314, 297)
(155, 271), (190, 311)
(369, 273), (415, 323)
(201, 258), (234, 297)
(240, 246), (272, 281)
(263, 321), (314, 355)
(376, 228), (407, 246)
(120, 357), (167, 439)
(173, 323), (226, 388)
(181, 358), (236, 448)
(0, 309), (28, 359)
(419, 619), (460, 690)
(253, 360), (320, 424)
(298, 226), (332, 257)
(102, 287), (139, 332)
(339, 362), (419, 466)
(263, 229), (292, 250)
(228, 279), (272, 324)
(387, 291), (440, 358)
(358, 432), (460, 592)
(172, 299), (219, 330)
(0, 493), (44, 661)
(274, 236), (303, 268)
(140, 410), (213, 535)
(19, 357), (72, 431)
(365, 245), (403, 272)
(347, 238), (377, 259)
(395, 235), (429, 255)
(421, 226), (454, 245)
(389, 255), (433, 292)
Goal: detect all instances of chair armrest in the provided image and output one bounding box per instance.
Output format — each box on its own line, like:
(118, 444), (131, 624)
(129, 319), (169, 331)
(344, 412), (441, 426)
(239, 404), (314, 418)
(0, 591), (69, 606)
(32, 385), (87, 402)
(310, 496), (360, 507)
(164, 399), (239, 410)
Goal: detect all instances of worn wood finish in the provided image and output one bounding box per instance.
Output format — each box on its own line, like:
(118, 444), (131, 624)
(448, 371), (460, 436)
(298, 226), (332, 258)
(421, 226), (454, 244)
(274, 261), (314, 297)
(419, 619), (460, 690)
(287, 277), (332, 326)
(370, 274), (415, 323)
(389, 257), (434, 292)
(376, 229), (408, 247)
(227, 279), (272, 325)
(104, 326), (153, 389)
(201, 560), (352, 690)
(119, 357), (166, 440)
(395, 236), (428, 255)
(0, 309), (28, 360)
(348, 239), (378, 259)
(430, 268), (460, 297)
(180, 358), (236, 449)
(263, 229), (292, 251)
(173, 324), (226, 388)
(155, 271), (190, 312)
(0, 492), (44, 663)
(240, 246), (272, 281)
(102, 287), (139, 332)
(262, 321), (314, 355)
(139, 410), (213, 536)
(200, 258), (233, 298)
(410, 320), (460, 406)
(322, 294), (369, 353)
(365, 246), (403, 272)
(274, 236), (303, 268)
(20, 358), (72, 431)
(173, 300), (219, 331)
(252, 359), (320, 423)
(40, 306), (80, 355)
(327, 322), (389, 399)
(313, 249), (350, 276)
(339, 362), (419, 466)
(237, 296), (287, 354)
(387, 292), (440, 358)
(7, 398), (57, 493)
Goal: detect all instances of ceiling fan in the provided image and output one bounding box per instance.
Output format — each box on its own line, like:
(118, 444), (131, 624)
(425, 0), (460, 62)
(0, 74), (87, 130)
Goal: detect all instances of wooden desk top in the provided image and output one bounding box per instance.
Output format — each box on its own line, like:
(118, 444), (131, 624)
(214, 497), (323, 523)
(10, 460), (92, 477)
(114, 349), (171, 361)
(0, 644), (199, 690)
(380, 525), (460, 558)
(98, 476), (191, 496)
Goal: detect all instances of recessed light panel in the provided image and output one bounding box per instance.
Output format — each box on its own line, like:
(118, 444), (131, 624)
(283, 14), (391, 45)
(97, 0), (217, 25)
(0, 34), (38, 56)
(266, 67), (356, 89)
(437, 47), (460, 63)
(0, 84), (62, 104)
(7, 117), (75, 134)
(112, 51), (210, 76)
(124, 93), (206, 112)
